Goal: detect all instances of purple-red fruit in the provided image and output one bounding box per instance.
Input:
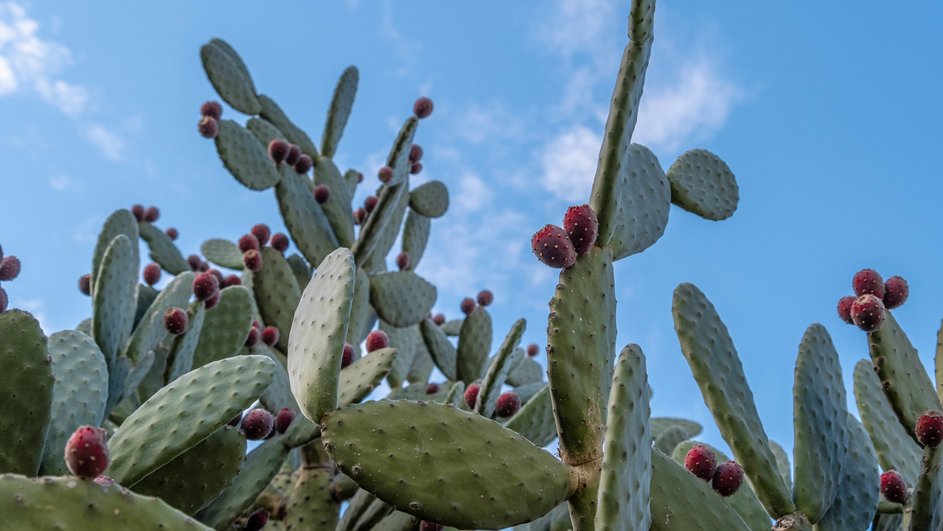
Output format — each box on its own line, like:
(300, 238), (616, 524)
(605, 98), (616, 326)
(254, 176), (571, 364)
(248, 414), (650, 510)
(285, 145), (302, 166)
(409, 144), (423, 163)
(364, 196), (379, 213)
(0, 287), (6, 313)
(144, 206), (160, 223)
(563, 204), (598, 255)
(884, 276), (909, 309)
(684, 444), (718, 481)
(245, 327), (260, 348)
(261, 326), (280, 347)
(223, 274), (241, 287)
(243, 250), (263, 272)
(270, 233), (289, 253)
(165, 227), (179, 240)
(274, 408), (296, 434)
(342, 343), (354, 368)
(268, 139), (290, 164)
(294, 154), (313, 174)
(837, 296), (855, 325)
(495, 392), (521, 417)
(204, 292), (221, 310)
(711, 461), (743, 497)
(64, 425), (109, 479)
(163, 307), (188, 335)
(419, 522), (443, 531)
(915, 411), (943, 448)
(396, 252), (410, 271)
(198, 116), (218, 138)
(464, 383), (481, 409)
(526, 343), (539, 357)
(851, 294), (886, 332)
(476, 290), (494, 307)
(432, 313), (446, 325)
(853, 268), (885, 298)
(187, 254), (203, 271)
(245, 509), (269, 531)
(241, 409), (275, 440)
(413, 97), (434, 119)
(143, 263), (161, 286)
(131, 204), (145, 221)
(378, 166), (393, 183)
(354, 208), (367, 225)
(410, 162), (423, 175)
(314, 184), (331, 204)
(192, 272), (220, 301)
(366, 330), (389, 353)
(532, 224), (576, 269)
(79, 274), (91, 296)
(0, 256), (20, 281)
(881, 470), (908, 503)
(460, 297), (476, 316)
(251, 224), (271, 246)
(238, 233), (260, 253)
(426, 383), (440, 394)
(200, 101), (222, 120)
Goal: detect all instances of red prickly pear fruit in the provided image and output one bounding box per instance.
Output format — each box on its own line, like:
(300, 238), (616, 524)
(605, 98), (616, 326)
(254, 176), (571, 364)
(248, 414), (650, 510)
(0, 256), (20, 281)
(270, 233), (289, 252)
(426, 383), (440, 394)
(432, 313), (446, 325)
(143, 263), (161, 286)
(64, 425), (109, 479)
(531, 224), (576, 269)
(684, 444), (717, 481)
(366, 330), (389, 353)
(165, 227), (179, 240)
(144, 206), (160, 223)
(208, 269), (224, 285)
(711, 461), (744, 497)
(0, 287), (7, 313)
(274, 408), (296, 434)
(354, 208), (367, 225)
(413, 96), (434, 119)
(238, 233), (260, 253)
(261, 326), (280, 347)
(419, 522), (443, 531)
(285, 145), (302, 166)
(364, 195), (379, 213)
(222, 274), (241, 287)
(837, 296), (855, 325)
(884, 276), (909, 309)
(314, 184), (331, 204)
(252, 320), (261, 330)
(476, 290), (494, 307)
(563, 204), (598, 255)
(200, 101), (222, 120)
(187, 254), (203, 271)
(243, 250), (263, 272)
(251, 224), (271, 246)
(464, 383), (481, 409)
(495, 392), (521, 417)
(78, 274), (91, 296)
(245, 327), (260, 348)
(342, 343), (354, 368)
(378, 166), (393, 183)
(410, 162), (423, 175)
(268, 139), (290, 164)
(294, 154), (313, 174)
(460, 297), (476, 316)
(851, 294), (886, 332)
(192, 271), (220, 301)
(916, 411), (943, 448)
(163, 307), (189, 335)
(880, 470), (908, 503)
(409, 144), (423, 163)
(131, 204), (145, 222)
(396, 251), (410, 271)
(852, 268), (885, 298)
(240, 409), (275, 440)
(204, 291), (221, 310)
(245, 509), (269, 531)
(198, 116), (218, 138)
(526, 343), (540, 357)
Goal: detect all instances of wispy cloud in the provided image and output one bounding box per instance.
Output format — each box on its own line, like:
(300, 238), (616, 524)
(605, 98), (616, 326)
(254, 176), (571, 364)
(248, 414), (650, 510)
(539, 125), (600, 201)
(82, 122), (125, 162)
(48, 173), (78, 192)
(455, 171), (493, 212)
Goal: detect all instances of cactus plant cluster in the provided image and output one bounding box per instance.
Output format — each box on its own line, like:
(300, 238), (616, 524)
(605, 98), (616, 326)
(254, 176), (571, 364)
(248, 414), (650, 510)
(0, 0), (939, 530)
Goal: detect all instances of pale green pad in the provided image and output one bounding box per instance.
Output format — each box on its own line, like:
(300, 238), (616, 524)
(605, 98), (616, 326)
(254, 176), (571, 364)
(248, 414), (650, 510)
(353, 178), (409, 266)
(456, 306), (493, 384)
(339, 347), (398, 407)
(166, 302), (206, 382)
(402, 209), (431, 270)
(608, 143), (671, 260)
(123, 271), (195, 362)
(108, 355), (275, 486)
(321, 66), (358, 159)
(515, 381), (550, 406)
(200, 40), (260, 115)
(653, 425), (690, 456)
(651, 417), (702, 440)
(314, 155), (356, 247)
(258, 93), (319, 158)
(409, 180), (449, 218)
(347, 266), (375, 358)
(672, 282), (794, 517)
(285, 466), (340, 530)
(476, 319), (525, 417)
(507, 355), (544, 387)
(251, 247), (302, 353)
(288, 248), (355, 423)
(910, 446), (943, 531)
(0, 310), (52, 476)
(139, 222), (190, 274)
(215, 119), (281, 190)
(286, 253), (312, 293)
(666, 149), (739, 221)
(92, 209), (139, 291)
(815, 415), (879, 531)
(192, 286), (254, 368)
(322, 400), (574, 529)
(382, 320), (419, 388)
(257, 344), (297, 413)
(384, 117), (418, 187)
(369, 271), (437, 328)
(421, 317), (458, 381)
(275, 164), (338, 268)
(442, 319), (463, 336)
(505, 385), (557, 448)
(770, 439), (792, 493)
(200, 238), (244, 269)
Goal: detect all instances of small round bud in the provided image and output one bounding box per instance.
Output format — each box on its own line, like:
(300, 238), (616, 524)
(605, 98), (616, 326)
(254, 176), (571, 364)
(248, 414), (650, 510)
(198, 116), (218, 138)
(78, 274), (92, 296)
(200, 101), (222, 120)
(413, 96), (434, 119)
(143, 263), (161, 286)
(268, 139), (290, 164)
(460, 298), (476, 315)
(251, 224), (271, 246)
(378, 166), (394, 183)
(243, 250), (263, 272)
(163, 307), (189, 335)
(366, 330), (390, 353)
(314, 184), (331, 204)
(476, 290), (494, 307)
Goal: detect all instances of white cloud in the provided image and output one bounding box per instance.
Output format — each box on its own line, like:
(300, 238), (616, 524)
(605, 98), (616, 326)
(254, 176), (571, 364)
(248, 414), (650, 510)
(48, 173), (77, 191)
(534, 0), (619, 58)
(539, 125), (601, 201)
(455, 171), (493, 212)
(82, 122), (125, 161)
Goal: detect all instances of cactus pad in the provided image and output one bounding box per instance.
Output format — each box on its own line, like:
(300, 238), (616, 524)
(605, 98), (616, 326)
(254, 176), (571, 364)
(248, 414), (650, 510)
(409, 180), (450, 218)
(666, 149), (739, 221)
(200, 40), (261, 115)
(321, 66), (358, 159)
(215, 119), (282, 190)
(369, 271), (437, 328)
(200, 238), (244, 269)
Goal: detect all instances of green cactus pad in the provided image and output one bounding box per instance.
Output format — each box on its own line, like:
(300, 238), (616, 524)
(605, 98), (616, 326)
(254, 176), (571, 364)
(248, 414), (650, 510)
(288, 247), (355, 423)
(420, 318), (458, 381)
(256, 345), (298, 413)
(286, 253), (312, 291)
(476, 319), (525, 417)
(138, 222), (190, 274)
(200, 238), (244, 269)
(868, 312), (941, 438)
(192, 286), (254, 368)
(93, 234), (139, 412)
(246, 115), (284, 146)
(769, 440), (792, 493)
(457, 306), (494, 384)
(385, 117), (419, 187)
(369, 271), (437, 328)
(402, 209), (431, 270)
(252, 248), (301, 353)
(373, 511), (418, 531)
(608, 144), (671, 260)
(195, 435), (289, 529)
(792, 324), (848, 522)
(408, 333), (435, 386)
(910, 446), (943, 531)
(92, 209), (139, 290)
(409, 180), (450, 219)
(364, 184), (412, 275)
(666, 149), (739, 221)
(281, 415), (321, 449)
(0, 474), (211, 530)
(672, 282), (795, 518)
(314, 156), (356, 247)
(321, 400), (574, 529)
(514, 381), (549, 406)
(387, 381), (452, 402)
(443, 380), (466, 407)
(347, 267), (375, 358)
(546, 247), (615, 465)
(166, 302), (206, 382)
(814, 415), (879, 531)
(321, 66), (358, 159)
(653, 425), (690, 456)
(382, 321), (419, 387)
(275, 164), (339, 268)
(258, 94), (319, 158)
(650, 417), (703, 440)
(285, 466), (339, 530)
(200, 40), (260, 115)
(130, 427), (246, 515)
(39, 330), (108, 476)
(595, 345), (652, 531)
(339, 347), (398, 407)
(505, 385), (557, 447)
(338, 491), (392, 531)
(853, 359), (921, 485)
(937, 320), (943, 403)
(123, 271), (195, 362)
(108, 355), (276, 486)
(215, 119), (282, 191)
(0, 310), (52, 476)
(871, 514), (903, 531)
(134, 284), (159, 328)
(353, 180), (409, 266)
(442, 319), (463, 336)
(507, 355), (544, 387)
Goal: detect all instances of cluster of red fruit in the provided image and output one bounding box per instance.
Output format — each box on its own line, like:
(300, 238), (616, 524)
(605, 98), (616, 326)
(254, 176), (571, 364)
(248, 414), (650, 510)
(531, 205), (598, 269)
(836, 269), (909, 332)
(266, 138), (313, 175)
(683, 445), (744, 497)
(459, 289), (494, 316)
(0, 244), (21, 313)
(236, 223), (290, 273)
(463, 384), (521, 418)
(231, 406), (296, 441)
(880, 410), (943, 504)
(244, 319), (280, 350)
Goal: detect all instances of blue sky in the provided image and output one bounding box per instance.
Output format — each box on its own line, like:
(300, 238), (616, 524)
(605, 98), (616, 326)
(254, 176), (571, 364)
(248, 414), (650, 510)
(1, 0), (942, 459)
